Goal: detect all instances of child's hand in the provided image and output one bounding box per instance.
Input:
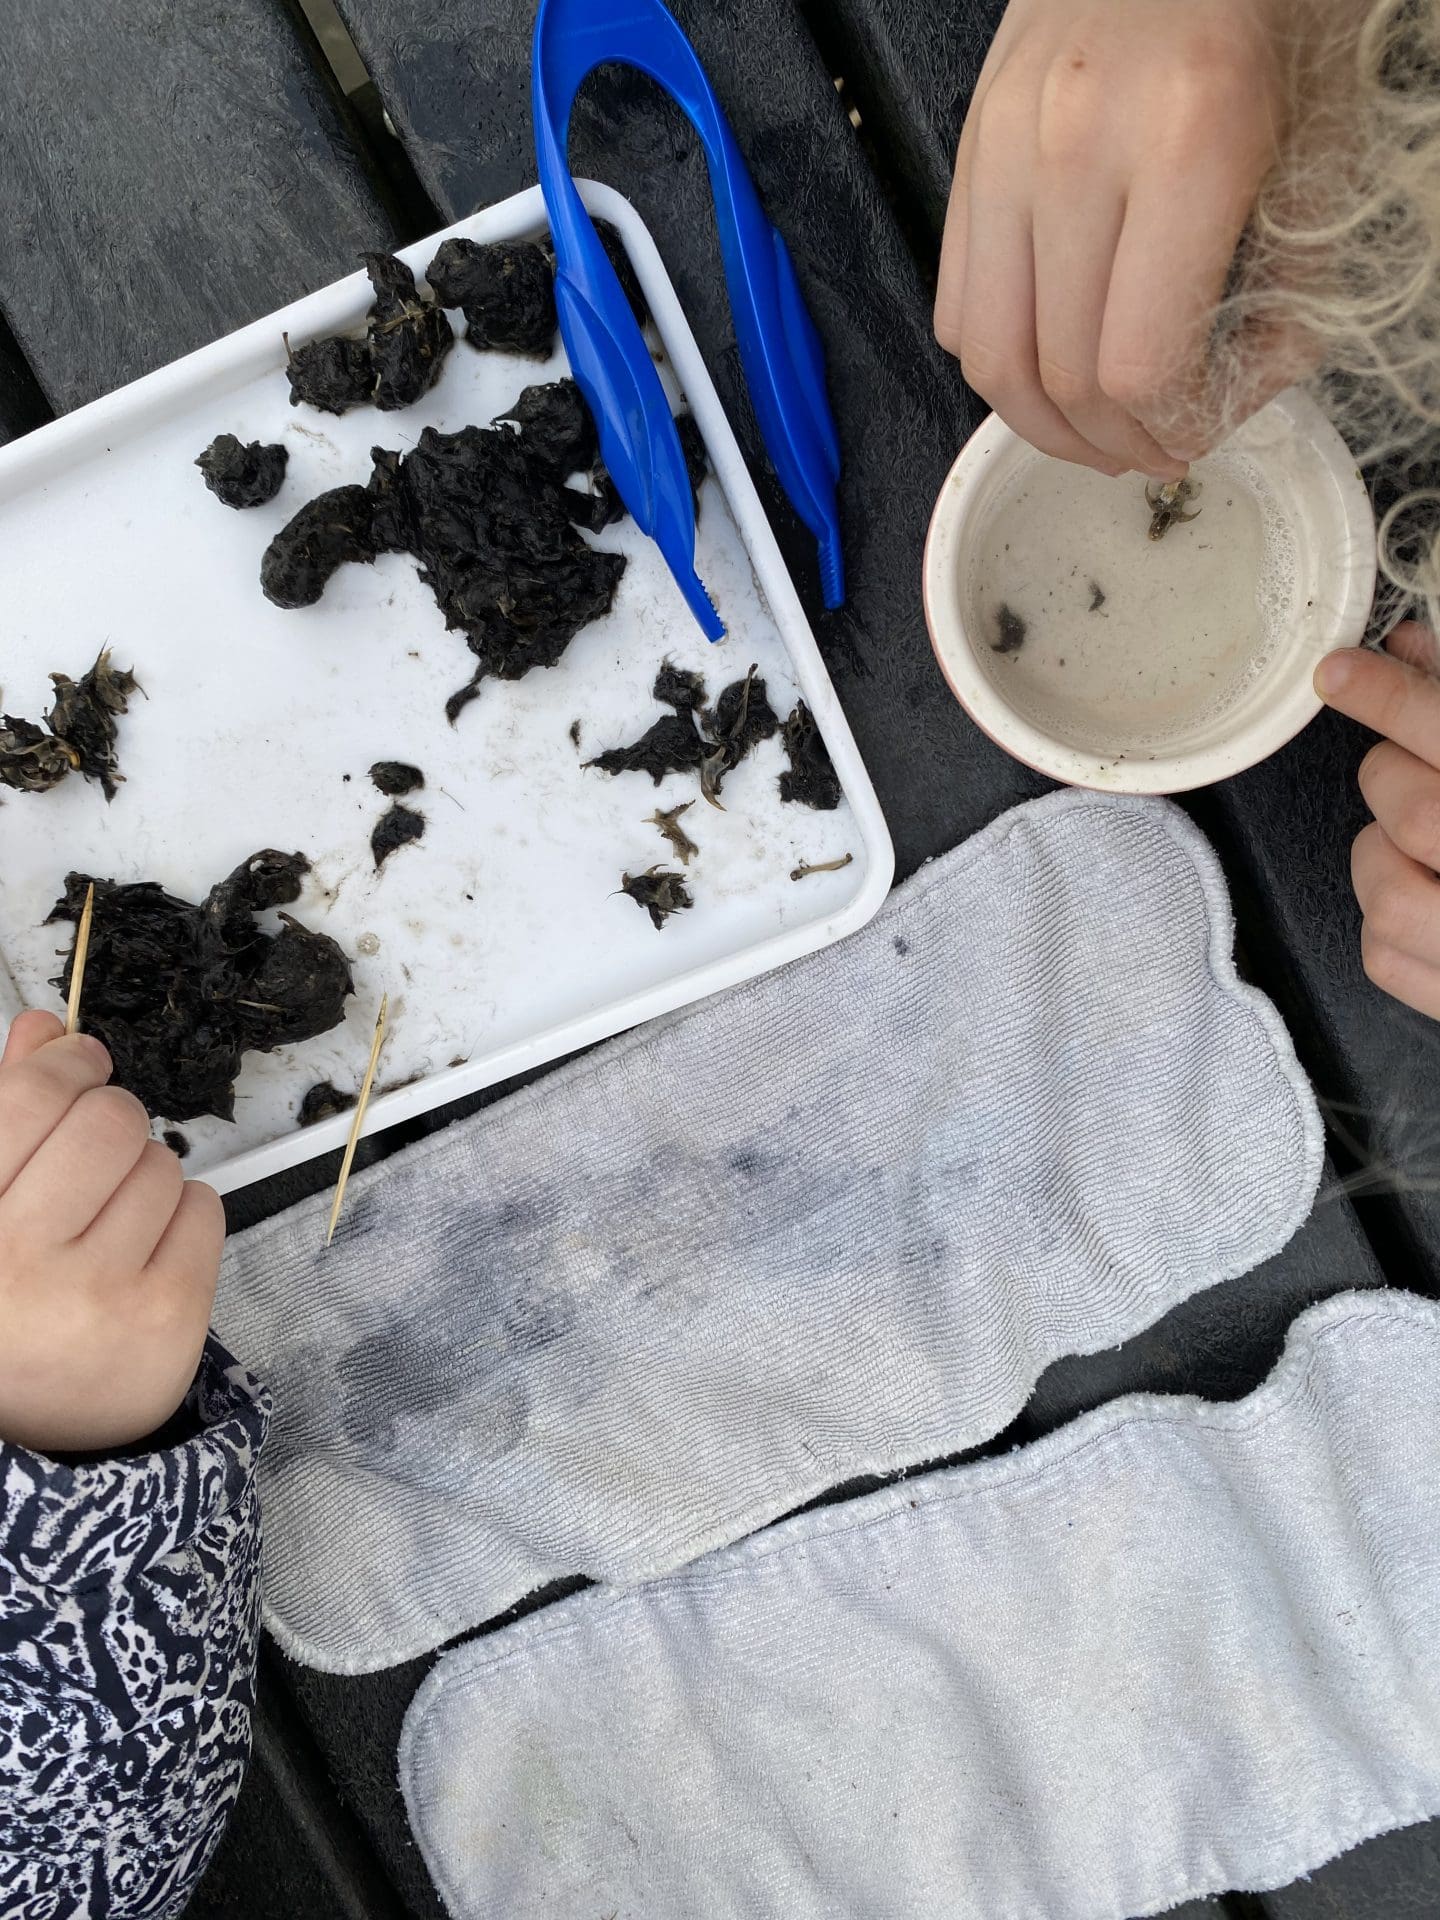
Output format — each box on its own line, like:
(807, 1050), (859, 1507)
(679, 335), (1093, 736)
(935, 0), (1303, 476)
(0, 1012), (224, 1453)
(1317, 626), (1440, 1020)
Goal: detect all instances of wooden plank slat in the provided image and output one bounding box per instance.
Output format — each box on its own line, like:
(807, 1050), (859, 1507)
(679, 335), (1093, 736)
(0, 0), (398, 410)
(0, 311), (51, 444)
(798, 0), (989, 251)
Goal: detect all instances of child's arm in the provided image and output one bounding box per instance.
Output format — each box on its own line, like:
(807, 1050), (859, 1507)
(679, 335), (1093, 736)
(0, 1012), (268, 1919)
(1317, 628), (1440, 1020)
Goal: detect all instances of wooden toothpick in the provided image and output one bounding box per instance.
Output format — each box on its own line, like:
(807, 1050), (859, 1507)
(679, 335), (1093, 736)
(324, 993), (388, 1248)
(65, 883), (96, 1037)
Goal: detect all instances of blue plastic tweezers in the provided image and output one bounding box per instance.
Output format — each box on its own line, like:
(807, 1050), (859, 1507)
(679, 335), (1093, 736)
(532, 0), (844, 641)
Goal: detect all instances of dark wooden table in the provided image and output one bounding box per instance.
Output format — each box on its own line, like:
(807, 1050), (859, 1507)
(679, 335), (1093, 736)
(1, 3), (1436, 1914)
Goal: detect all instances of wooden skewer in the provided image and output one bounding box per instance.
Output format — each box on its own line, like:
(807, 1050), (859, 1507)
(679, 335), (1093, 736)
(65, 883), (96, 1037)
(324, 993), (388, 1248)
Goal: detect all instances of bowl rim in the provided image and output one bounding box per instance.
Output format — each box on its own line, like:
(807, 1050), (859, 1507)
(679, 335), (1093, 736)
(922, 393), (1378, 796)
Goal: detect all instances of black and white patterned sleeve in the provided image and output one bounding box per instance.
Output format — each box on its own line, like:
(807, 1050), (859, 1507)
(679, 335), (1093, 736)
(0, 1337), (270, 1920)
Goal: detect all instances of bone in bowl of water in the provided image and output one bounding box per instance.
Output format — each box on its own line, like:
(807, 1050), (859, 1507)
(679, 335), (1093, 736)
(923, 389), (1377, 795)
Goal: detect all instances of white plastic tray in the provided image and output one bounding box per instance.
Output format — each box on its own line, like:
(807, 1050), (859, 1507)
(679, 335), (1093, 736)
(0, 183), (892, 1193)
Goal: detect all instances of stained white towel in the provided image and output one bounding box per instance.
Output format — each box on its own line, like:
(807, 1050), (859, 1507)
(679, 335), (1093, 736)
(216, 792), (1322, 1673)
(402, 1289), (1440, 1920)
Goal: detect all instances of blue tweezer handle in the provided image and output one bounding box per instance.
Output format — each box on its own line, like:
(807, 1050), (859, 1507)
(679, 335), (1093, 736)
(532, 0), (844, 641)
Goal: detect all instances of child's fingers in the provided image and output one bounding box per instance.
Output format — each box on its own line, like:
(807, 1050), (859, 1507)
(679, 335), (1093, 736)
(2, 1010), (65, 1067)
(1359, 925), (1440, 1020)
(0, 1033), (114, 1195)
(1316, 648), (1440, 771)
(144, 1180), (225, 1306)
(1357, 740), (1440, 873)
(1033, 170), (1179, 477)
(5, 1085), (151, 1242)
(1385, 622), (1440, 676)
(79, 1139), (186, 1273)
(1104, 137), (1268, 462)
(1352, 818), (1440, 965)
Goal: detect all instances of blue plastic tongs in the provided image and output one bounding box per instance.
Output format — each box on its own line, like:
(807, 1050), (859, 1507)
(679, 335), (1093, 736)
(532, 0), (844, 641)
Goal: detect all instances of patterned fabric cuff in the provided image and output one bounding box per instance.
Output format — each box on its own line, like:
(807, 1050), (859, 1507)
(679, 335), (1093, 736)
(0, 1337), (270, 1920)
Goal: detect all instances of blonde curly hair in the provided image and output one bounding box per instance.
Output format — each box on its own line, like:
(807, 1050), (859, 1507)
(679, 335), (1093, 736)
(1216, 0), (1440, 634)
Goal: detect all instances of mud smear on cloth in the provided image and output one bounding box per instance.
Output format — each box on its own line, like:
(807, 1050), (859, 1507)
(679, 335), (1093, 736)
(48, 851), (352, 1123)
(0, 650), (140, 801)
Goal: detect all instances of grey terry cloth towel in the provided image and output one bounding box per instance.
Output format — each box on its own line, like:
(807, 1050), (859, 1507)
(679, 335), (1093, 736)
(216, 791), (1323, 1672)
(401, 1290), (1440, 1920)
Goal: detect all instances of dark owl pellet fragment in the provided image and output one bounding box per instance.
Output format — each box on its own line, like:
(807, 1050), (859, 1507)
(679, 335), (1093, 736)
(676, 411), (709, 513)
(45, 651), (141, 801)
(701, 665), (779, 803)
(425, 238), (557, 356)
(0, 715), (77, 794)
(991, 603), (1028, 655)
(369, 761), (424, 797)
(620, 866), (693, 930)
(597, 223), (648, 326)
(284, 252), (453, 416)
(587, 713), (708, 786)
(286, 335), (374, 415)
(779, 701), (842, 810)
(564, 467), (626, 532)
(196, 434), (289, 509)
(371, 803), (426, 869)
(260, 486), (377, 609)
(494, 379), (597, 478)
(298, 1081), (356, 1128)
(367, 423), (627, 693)
(363, 252), (454, 411)
(653, 660), (707, 712)
(162, 1130), (190, 1158)
(47, 851), (351, 1123)
(492, 379), (627, 533)
(446, 676), (484, 728)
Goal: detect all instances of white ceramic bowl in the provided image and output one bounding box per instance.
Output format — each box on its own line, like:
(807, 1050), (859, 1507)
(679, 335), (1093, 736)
(923, 389), (1377, 795)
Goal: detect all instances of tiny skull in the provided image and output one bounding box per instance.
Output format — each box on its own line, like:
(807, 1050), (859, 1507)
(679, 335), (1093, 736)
(1145, 477), (1202, 542)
